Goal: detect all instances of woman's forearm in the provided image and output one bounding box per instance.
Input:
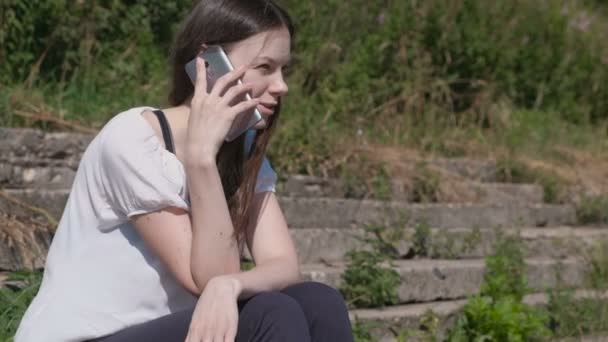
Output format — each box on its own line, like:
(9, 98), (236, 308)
(186, 159), (241, 291)
(228, 256), (301, 299)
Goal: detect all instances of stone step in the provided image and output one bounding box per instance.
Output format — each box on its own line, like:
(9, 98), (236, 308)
(2, 157), (536, 205)
(0, 127), (91, 161)
(0, 166), (542, 203)
(6, 219), (603, 273)
(476, 182), (543, 204)
(0, 127), (529, 204)
(1, 189), (576, 229)
(427, 158), (498, 182)
(280, 196), (575, 229)
(291, 226), (608, 264)
(0, 165), (77, 189)
(279, 174), (544, 204)
(301, 258), (587, 304)
(347, 290), (608, 341)
(0, 188), (580, 272)
(0, 189), (69, 222)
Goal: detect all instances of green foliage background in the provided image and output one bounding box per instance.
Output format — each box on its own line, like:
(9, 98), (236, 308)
(1, 0), (607, 175)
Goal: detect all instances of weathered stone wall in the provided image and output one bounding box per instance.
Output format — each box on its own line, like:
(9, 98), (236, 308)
(0, 128), (92, 189)
(0, 127), (546, 203)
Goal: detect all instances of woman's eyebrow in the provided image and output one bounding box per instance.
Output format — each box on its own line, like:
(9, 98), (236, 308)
(256, 55), (291, 65)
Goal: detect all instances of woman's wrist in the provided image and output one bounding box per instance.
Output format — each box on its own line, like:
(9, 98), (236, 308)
(210, 275), (243, 299)
(185, 148), (217, 169)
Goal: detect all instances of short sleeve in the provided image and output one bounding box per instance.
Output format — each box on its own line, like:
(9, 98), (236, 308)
(245, 129), (278, 193)
(99, 123), (189, 219)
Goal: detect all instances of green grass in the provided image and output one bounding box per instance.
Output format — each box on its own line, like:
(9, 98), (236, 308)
(0, 271), (42, 341)
(546, 242), (608, 339)
(577, 196), (608, 225)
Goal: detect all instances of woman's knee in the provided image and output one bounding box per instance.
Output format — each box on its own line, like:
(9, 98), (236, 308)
(282, 282), (353, 341)
(283, 281), (348, 310)
(237, 291), (310, 341)
(241, 291), (307, 322)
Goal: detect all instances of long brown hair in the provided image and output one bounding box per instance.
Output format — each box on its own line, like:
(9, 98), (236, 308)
(168, 0), (294, 245)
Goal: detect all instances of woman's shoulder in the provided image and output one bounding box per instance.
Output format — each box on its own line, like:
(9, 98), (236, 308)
(92, 106), (188, 214)
(96, 106), (160, 153)
(99, 106), (158, 139)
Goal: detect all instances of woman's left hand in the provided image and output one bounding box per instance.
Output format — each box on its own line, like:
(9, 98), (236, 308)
(185, 276), (241, 342)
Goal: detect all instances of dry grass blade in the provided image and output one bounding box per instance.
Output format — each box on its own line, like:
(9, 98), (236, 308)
(0, 190), (58, 228)
(13, 109), (98, 134)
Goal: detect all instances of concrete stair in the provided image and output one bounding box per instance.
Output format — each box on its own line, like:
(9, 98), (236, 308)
(279, 174), (546, 204)
(0, 188), (587, 273)
(279, 196), (575, 229)
(0, 189), (576, 229)
(301, 258), (586, 304)
(291, 226), (608, 263)
(1, 127), (607, 340)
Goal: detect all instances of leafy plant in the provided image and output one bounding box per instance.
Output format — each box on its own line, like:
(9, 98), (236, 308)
(448, 296), (550, 342)
(340, 223), (402, 308)
(481, 234), (528, 301)
(396, 310), (441, 342)
(352, 320), (379, 342)
(447, 234), (551, 341)
(340, 249), (400, 308)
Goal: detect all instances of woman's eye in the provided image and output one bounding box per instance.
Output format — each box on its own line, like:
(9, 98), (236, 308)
(257, 64), (271, 70)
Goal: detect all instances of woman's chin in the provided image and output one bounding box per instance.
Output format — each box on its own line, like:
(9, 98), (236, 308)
(253, 119), (267, 130)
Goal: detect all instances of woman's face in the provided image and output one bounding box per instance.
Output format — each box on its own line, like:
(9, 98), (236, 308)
(224, 27), (291, 129)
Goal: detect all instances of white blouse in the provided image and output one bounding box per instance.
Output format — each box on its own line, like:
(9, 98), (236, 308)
(15, 106), (277, 342)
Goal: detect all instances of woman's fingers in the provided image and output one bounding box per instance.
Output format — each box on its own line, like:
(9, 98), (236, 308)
(186, 315), (235, 342)
(221, 82), (254, 106)
(224, 320), (237, 342)
(184, 329), (195, 342)
(229, 98), (260, 118)
(193, 56), (209, 99)
(211, 318), (225, 342)
(209, 65), (249, 98)
(214, 330), (225, 342)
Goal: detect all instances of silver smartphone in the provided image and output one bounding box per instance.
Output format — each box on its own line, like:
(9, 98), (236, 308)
(184, 46), (262, 142)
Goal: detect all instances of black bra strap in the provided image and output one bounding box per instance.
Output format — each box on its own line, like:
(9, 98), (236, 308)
(152, 110), (175, 154)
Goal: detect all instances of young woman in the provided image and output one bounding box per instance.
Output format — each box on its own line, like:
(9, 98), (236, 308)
(15, 1), (353, 341)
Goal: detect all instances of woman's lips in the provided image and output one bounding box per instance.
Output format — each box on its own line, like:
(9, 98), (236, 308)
(258, 103), (275, 115)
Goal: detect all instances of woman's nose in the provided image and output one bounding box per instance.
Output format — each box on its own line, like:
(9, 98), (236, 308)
(269, 74), (288, 96)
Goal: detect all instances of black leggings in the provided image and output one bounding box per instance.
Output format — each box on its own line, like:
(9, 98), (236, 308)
(91, 281), (354, 342)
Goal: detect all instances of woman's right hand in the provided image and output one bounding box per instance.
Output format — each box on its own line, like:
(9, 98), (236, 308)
(185, 276), (242, 342)
(186, 55), (260, 165)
